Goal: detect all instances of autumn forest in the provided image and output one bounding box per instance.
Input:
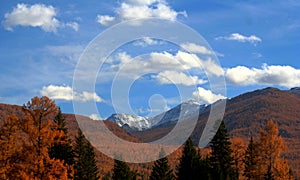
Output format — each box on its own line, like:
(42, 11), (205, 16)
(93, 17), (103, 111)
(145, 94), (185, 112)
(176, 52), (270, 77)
(0, 96), (296, 179)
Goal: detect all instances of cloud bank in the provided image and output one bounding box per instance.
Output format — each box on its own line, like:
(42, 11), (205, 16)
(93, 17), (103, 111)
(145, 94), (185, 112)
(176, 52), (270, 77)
(226, 64), (300, 88)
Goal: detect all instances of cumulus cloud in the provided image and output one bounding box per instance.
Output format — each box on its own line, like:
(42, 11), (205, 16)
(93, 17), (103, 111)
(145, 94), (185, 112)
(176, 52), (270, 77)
(226, 64), (300, 88)
(97, 0), (187, 26)
(40, 85), (103, 102)
(193, 87), (226, 104)
(89, 113), (102, 120)
(216, 33), (261, 45)
(111, 51), (224, 77)
(156, 71), (207, 86)
(97, 15), (115, 26)
(3, 3), (78, 32)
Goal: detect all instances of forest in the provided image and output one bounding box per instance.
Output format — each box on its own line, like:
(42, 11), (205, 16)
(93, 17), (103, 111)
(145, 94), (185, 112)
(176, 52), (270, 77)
(0, 96), (294, 180)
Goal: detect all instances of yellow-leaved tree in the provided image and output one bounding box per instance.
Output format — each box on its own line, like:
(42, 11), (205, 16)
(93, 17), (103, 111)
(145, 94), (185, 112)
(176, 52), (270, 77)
(255, 120), (293, 180)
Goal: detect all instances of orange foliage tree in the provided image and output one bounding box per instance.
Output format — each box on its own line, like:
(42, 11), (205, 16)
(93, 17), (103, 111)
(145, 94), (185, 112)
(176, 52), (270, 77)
(0, 115), (25, 179)
(249, 120), (293, 180)
(0, 96), (71, 179)
(230, 137), (246, 179)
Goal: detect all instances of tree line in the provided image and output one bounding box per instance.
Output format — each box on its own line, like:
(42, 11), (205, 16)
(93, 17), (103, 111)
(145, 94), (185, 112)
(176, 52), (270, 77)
(0, 96), (294, 179)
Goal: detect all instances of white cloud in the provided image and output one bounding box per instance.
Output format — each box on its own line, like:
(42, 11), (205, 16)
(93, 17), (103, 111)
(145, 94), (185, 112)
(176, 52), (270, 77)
(133, 37), (163, 47)
(156, 70), (207, 86)
(181, 43), (214, 55)
(40, 85), (103, 102)
(226, 64), (300, 88)
(65, 22), (79, 31)
(216, 33), (262, 45)
(89, 113), (102, 120)
(3, 3), (78, 32)
(97, 15), (115, 26)
(111, 51), (224, 77)
(193, 87), (226, 104)
(97, 0), (187, 26)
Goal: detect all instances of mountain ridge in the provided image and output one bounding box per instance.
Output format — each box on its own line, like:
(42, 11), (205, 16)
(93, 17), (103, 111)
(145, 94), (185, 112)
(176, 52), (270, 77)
(106, 99), (208, 131)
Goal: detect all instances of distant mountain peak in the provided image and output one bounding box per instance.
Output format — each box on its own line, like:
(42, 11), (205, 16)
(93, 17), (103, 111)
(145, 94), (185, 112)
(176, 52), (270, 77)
(106, 113), (150, 131)
(106, 99), (207, 131)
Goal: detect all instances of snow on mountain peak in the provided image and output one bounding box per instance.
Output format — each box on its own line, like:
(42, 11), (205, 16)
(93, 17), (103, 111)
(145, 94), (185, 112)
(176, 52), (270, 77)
(106, 99), (207, 131)
(106, 113), (150, 131)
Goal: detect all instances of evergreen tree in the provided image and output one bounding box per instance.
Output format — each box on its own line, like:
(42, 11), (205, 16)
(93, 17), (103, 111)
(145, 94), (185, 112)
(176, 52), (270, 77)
(53, 107), (68, 133)
(177, 138), (203, 180)
(112, 158), (136, 180)
(243, 136), (257, 180)
(196, 154), (212, 180)
(49, 107), (74, 166)
(74, 129), (99, 180)
(209, 121), (236, 180)
(150, 149), (175, 180)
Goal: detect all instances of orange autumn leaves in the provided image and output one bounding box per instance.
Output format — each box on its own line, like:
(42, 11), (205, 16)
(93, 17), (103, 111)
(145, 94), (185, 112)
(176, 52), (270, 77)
(233, 120), (293, 180)
(0, 96), (71, 180)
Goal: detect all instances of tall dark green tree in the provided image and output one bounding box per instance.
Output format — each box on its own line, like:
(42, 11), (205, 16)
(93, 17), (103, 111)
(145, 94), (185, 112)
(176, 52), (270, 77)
(74, 130), (99, 180)
(49, 107), (74, 166)
(112, 158), (136, 180)
(177, 138), (203, 180)
(243, 136), (257, 180)
(209, 121), (236, 180)
(150, 149), (175, 180)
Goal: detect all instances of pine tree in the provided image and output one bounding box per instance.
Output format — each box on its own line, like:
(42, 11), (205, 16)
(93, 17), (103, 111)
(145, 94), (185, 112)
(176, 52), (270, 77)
(54, 107), (68, 133)
(243, 136), (257, 180)
(150, 149), (175, 180)
(112, 158), (136, 180)
(176, 138), (203, 180)
(49, 107), (75, 178)
(74, 129), (99, 180)
(209, 121), (236, 180)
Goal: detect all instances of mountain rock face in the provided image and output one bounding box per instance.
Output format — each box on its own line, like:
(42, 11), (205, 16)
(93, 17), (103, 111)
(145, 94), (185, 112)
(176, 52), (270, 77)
(106, 113), (150, 131)
(106, 99), (207, 131)
(150, 99), (207, 127)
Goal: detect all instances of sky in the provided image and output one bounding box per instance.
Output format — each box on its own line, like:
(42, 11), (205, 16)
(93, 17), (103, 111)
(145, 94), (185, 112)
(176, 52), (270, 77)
(0, 0), (299, 119)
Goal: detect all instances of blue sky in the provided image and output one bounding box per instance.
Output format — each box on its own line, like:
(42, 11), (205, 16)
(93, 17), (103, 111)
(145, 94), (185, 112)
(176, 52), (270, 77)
(0, 0), (299, 119)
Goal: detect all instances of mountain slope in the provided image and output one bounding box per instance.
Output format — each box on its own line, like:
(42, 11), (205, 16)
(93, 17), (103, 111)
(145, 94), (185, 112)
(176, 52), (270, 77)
(150, 99), (207, 127)
(133, 87), (300, 177)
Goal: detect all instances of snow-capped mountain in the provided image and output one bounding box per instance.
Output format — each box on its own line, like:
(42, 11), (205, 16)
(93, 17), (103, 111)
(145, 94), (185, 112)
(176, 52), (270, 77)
(106, 113), (150, 131)
(150, 99), (207, 127)
(106, 99), (207, 131)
